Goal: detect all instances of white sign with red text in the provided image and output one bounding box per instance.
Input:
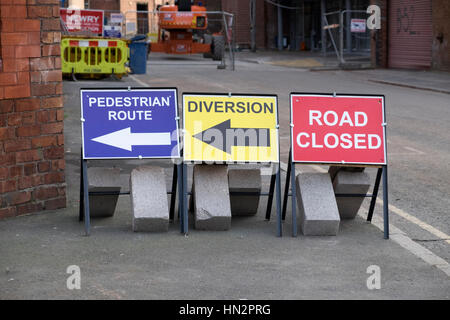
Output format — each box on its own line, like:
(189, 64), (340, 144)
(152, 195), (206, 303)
(351, 19), (367, 32)
(60, 8), (104, 35)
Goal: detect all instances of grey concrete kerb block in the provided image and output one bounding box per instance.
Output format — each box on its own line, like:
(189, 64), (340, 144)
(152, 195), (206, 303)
(328, 166), (365, 181)
(193, 165), (231, 230)
(333, 170), (371, 219)
(87, 167), (121, 218)
(130, 165), (169, 232)
(295, 173), (340, 236)
(228, 168), (261, 216)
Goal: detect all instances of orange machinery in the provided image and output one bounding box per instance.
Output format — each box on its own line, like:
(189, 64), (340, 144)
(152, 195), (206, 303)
(150, 0), (224, 60)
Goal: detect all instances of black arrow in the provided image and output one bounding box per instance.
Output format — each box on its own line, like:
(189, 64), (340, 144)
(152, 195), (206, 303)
(193, 119), (271, 154)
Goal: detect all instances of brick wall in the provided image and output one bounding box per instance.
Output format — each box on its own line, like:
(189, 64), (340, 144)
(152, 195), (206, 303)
(255, 0), (265, 48)
(432, 0), (450, 71)
(370, 0), (388, 68)
(265, 0), (276, 49)
(88, 0), (120, 12)
(221, 0), (265, 49)
(0, 0), (66, 219)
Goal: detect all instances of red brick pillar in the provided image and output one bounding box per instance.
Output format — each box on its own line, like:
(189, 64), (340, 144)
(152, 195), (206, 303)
(370, 0), (388, 68)
(432, 0), (450, 71)
(0, 0), (66, 219)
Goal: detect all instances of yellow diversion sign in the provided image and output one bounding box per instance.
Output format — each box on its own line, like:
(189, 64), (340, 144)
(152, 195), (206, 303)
(183, 94), (279, 162)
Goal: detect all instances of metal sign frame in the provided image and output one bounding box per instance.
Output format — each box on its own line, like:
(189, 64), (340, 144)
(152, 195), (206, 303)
(282, 92), (389, 239)
(78, 87), (183, 235)
(180, 92), (283, 236)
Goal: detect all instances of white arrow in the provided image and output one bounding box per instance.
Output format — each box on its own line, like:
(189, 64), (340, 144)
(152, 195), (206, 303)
(91, 127), (171, 151)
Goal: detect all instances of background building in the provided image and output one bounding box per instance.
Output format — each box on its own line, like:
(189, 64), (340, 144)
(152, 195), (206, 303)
(206, 0), (449, 71)
(62, 0), (449, 71)
(372, 0), (449, 71)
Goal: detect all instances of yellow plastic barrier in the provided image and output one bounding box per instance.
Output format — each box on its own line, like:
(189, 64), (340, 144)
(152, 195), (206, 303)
(147, 32), (159, 43)
(61, 36), (129, 78)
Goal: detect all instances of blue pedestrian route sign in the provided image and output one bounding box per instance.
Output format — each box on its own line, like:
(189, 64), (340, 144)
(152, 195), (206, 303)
(80, 88), (180, 159)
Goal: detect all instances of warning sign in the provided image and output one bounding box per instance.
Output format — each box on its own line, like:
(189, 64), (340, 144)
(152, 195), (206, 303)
(60, 8), (104, 35)
(350, 19), (366, 33)
(290, 94), (386, 165)
(183, 94), (279, 162)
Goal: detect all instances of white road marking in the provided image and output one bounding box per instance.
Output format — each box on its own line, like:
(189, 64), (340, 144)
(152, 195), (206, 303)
(388, 146), (425, 156)
(129, 74), (149, 87)
(375, 198), (450, 245)
(280, 160), (450, 277)
(386, 140), (425, 156)
(365, 211), (450, 277)
(403, 146), (425, 155)
(131, 74), (229, 91)
(388, 152), (424, 156)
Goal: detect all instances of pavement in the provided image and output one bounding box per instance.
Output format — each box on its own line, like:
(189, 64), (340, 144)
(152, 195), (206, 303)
(356, 69), (450, 95)
(239, 49), (450, 94)
(0, 51), (449, 299)
(237, 49), (342, 69)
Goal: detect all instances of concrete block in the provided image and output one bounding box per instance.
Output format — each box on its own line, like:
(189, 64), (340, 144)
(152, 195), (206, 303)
(88, 167), (121, 218)
(333, 171), (371, 219)
(295, 173), (340, 236)
(328, 166), (365, 181)
(193, 165), (231, 230)
(130, 166), (169, 232)
(228, 169), (261, 216)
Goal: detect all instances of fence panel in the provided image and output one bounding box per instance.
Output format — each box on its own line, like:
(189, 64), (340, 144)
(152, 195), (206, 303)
(123, 10), (235, 70)
(322, 9), (371, 64)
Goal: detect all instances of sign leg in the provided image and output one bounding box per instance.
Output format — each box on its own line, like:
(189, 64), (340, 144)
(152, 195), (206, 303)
(177, 163), (183, 227)
(291, 161), (297, 237)
(367, 168), (383, 222)
(82, 159), (90, 236)
(275, 163), (282, 237)
(182, 162), (188, 235)
(282, 150), (292, 220)
(265, 166), (276, 221)
(79, 148), (84, 222)
(383, 165), (389, 239)
(169, 163), (178, 221)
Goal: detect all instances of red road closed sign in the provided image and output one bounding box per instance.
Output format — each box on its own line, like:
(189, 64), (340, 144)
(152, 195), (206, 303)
(290, 94), (386, 165)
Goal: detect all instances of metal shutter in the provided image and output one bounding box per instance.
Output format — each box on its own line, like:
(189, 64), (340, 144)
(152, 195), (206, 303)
(388, 0), (432, 69)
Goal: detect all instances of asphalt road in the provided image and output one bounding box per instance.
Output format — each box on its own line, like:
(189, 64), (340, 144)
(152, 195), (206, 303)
(0, 52), (448, 299)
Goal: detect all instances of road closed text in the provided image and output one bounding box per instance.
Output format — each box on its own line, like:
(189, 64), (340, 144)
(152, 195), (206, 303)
(291, 94), (386, 165)
(296, 110), (382, 150)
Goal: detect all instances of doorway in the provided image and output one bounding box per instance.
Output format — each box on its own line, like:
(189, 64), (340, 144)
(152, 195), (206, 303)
(137, 3), (149, 35)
